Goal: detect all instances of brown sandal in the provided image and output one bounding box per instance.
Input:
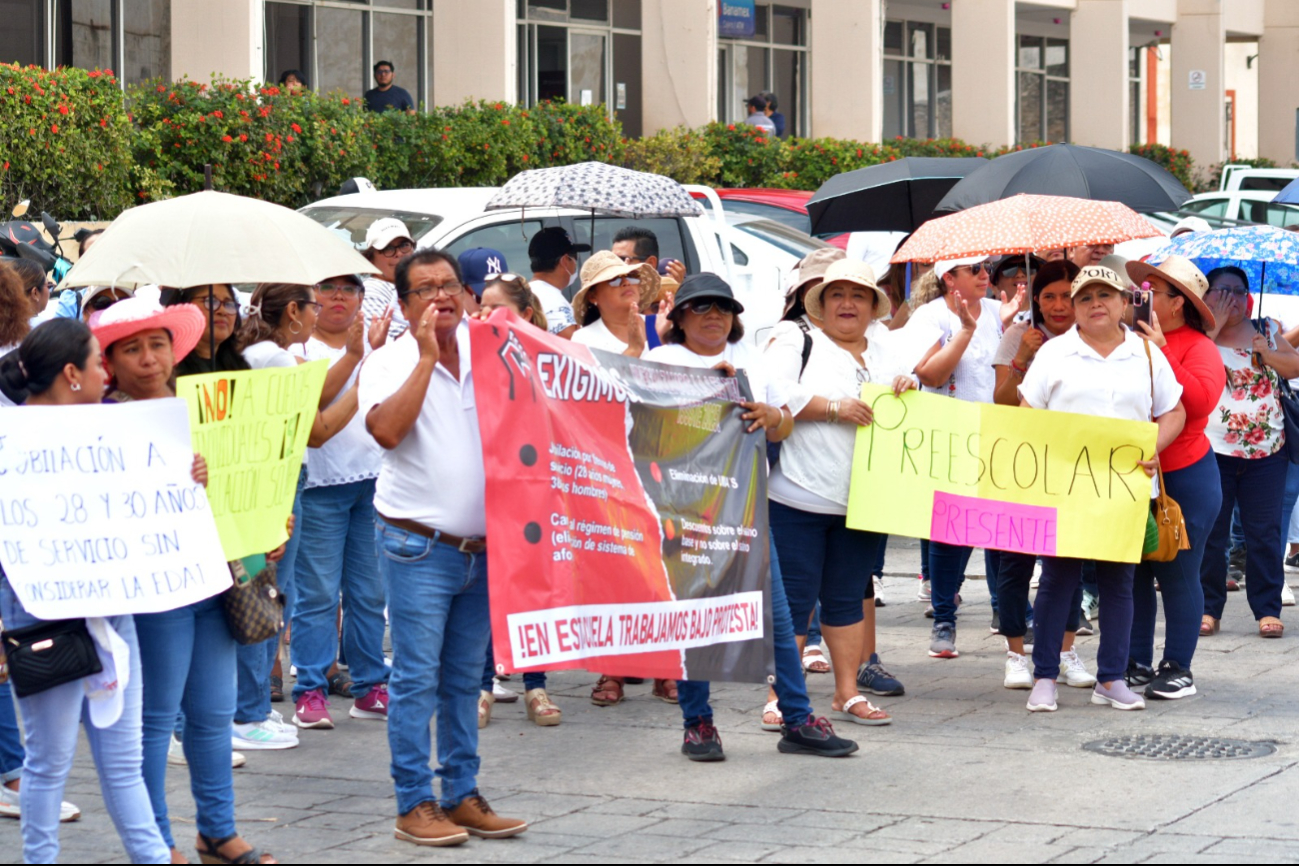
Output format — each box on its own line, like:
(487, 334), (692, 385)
(1260, 617), (1285, 639)
(590, 676), (624, 706)
(1200, 616), (1220, 637)
(652, 678), (679, 704)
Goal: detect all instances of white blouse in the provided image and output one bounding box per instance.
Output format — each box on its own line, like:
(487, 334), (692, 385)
(293, 338), (383, 489)
(764, 326), (903, 514)
(904, 295), (1003, 403)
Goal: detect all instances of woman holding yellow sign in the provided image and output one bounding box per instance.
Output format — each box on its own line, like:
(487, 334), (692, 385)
(1018, 265), (1186, 713)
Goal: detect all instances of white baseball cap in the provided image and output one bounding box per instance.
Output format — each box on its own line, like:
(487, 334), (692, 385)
(1170, 215), (1212, 238)
(362, 218), (413, 252)
(934, 255), (991, 278)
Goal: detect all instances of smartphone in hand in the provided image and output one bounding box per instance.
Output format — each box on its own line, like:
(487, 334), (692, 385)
(1132, 281), (1153, 331)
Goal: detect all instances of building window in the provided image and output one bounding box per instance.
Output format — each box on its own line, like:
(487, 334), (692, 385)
(716, 3), (807, 138)
(882, 19), (952, 140)
(1016, 34), (1068, 143)
(517, 0), (643, 137)
(264, 0), (431, 106)
(0, 0), (169, 85)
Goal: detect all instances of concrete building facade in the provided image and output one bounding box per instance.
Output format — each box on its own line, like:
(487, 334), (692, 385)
(1, 0), (1294, 169)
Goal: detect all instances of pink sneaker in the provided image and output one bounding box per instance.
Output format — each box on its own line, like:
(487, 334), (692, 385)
(350, 683), (389, 720)
(292, 689), (334, 729)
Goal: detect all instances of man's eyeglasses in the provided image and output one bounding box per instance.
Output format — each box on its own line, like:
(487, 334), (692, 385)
(1208, 285), (1249, 298)
(682, 298), (738, 316)
(616, 254), (646, 264)
(378, 240), (415, 259)
(316, 281), (362, 297)
(192, 295), (239, 314)
(407, 280), (464, 299)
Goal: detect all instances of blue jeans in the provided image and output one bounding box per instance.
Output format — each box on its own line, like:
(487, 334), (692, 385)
(985, 549), (1000, 610)
(928, 542), (998, 626)
(996, 551), (1079, 639)
(1132, 449), (1222, 668)
(1034, 558), (1134, 683)
(806, 604), (823, 647)
(0, 680), (22, 784)
(291, 478), (389, 701)
(770, 501), (881, 631)
(235, 465), (305, 723)
(1286, 461), (1299, 544)
(919, 539), (930, 580)
(872, 535), (888, 578)
(481, 636), (546, 692)
(1203, 450), (1288, 622)
(375, 516), (489, 814)
(135, 595), (238, 848)
(678, 535), (813, 728)
(0, 581), (168, 864)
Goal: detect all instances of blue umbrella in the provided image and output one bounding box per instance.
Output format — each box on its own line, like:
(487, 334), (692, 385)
(1274, 177), (1299, 205)
(1148, 225), (1299, 317)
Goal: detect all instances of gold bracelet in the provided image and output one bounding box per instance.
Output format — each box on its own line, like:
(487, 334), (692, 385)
(827, 400), (839, 424)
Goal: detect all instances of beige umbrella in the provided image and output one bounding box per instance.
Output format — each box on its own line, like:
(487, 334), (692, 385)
(60, 190), (377, 290)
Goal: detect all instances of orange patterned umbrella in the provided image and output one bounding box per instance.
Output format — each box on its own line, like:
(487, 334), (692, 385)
(891, 194), (1162, 264)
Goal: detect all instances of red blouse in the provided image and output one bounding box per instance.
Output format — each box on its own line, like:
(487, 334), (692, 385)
(1158, 325), (1227, 472)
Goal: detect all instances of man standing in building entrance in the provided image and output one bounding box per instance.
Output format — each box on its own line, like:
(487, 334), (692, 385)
(364, 60), (415, 113)
(745, 95), (776, 132)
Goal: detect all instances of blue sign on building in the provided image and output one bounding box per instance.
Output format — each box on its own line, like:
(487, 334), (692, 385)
(718, 0), (756, 39)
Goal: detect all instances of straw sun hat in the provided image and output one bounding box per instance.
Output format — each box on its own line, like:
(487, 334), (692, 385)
(573, 250), (661, 323)
(805, 259), (891, 320)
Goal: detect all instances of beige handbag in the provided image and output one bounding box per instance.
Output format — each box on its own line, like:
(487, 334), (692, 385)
(1142, 340), (1191, 562)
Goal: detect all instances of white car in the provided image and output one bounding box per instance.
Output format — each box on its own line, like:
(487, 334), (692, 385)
(1175, 190), (1299, 228)
(300, 187), (801, 343)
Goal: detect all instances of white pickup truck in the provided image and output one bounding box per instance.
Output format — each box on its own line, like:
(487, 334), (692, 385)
(300, 186), (824, 343)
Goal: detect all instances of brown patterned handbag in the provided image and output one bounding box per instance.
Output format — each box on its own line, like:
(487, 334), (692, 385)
(221, 555), (284, 645)
(1142, 340), (1191, 563)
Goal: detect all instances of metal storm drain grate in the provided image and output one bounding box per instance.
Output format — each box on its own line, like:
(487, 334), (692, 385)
(1083, 734), (1276, 761)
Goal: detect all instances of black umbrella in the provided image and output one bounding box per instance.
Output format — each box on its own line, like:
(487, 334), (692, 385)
(934, 144), (1191, 214)
(807, 157), (988, 235)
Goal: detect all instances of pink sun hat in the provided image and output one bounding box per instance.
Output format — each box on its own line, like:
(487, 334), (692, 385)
(90, 296), (206, 363)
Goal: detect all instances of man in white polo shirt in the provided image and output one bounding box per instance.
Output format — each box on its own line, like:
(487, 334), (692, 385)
(359, 248), (527, 847)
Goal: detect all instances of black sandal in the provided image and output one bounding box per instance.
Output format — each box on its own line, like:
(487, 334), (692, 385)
(268, 676), (284, 704)
(327, 670), (354, 698)
(196, 833), (274, 865)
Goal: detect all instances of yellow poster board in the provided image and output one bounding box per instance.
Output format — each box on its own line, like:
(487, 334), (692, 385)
(846, 385), (1159, 563)
(178, 361), (328, 560)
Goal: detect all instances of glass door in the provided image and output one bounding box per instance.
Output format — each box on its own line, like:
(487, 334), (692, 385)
(568, 29), (606, 108)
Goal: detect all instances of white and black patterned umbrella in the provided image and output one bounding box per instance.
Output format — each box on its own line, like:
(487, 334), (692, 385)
(485, 161), (704, 219)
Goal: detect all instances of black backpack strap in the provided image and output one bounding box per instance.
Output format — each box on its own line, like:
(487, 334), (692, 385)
(798, 331), (812, 380)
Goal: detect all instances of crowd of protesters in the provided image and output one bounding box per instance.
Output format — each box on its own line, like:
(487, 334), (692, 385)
(4, 207), (1299, 861)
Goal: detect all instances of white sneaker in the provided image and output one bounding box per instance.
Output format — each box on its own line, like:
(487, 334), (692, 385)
(874, 576), (886, 607)
(167, 734), (187, 766)
(266, 709), (296, 733)
(1056, 648), (1097, 688)
(232, 719), (299, 751)
(0, 783), (81, 822)
(492, 677), (519, 703)
(916, 577), (931, 601)
(1003, 652), (1033, 689)
(1283, 583), (1296, 607)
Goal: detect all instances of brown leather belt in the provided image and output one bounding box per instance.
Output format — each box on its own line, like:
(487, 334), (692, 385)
(378, 514), (487, 554)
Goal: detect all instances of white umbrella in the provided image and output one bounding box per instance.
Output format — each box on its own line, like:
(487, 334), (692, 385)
(60, 190), (377, 290)
(484, 162), (704, 219)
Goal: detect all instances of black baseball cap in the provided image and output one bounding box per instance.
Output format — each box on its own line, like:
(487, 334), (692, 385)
(671, 273), (744, 315)
(527, 226), (591, 261)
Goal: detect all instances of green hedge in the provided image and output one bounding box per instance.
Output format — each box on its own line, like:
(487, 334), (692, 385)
(1, 68), (1215, 221)
(0, 63), (133, 220)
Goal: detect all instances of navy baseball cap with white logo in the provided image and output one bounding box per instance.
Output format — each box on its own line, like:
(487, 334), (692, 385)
(458, 247), (510, 296)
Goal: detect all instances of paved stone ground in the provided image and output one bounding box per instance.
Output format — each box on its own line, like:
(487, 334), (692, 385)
(6, 537), (1299, 864)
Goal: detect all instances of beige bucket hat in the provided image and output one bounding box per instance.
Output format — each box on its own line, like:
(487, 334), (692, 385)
(806, 259), (890, 319)
(1126, 255), (1216, 333)
(573, 250), (661, 323)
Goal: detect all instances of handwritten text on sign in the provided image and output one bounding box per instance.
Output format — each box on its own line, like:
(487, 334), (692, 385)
(0, 400), (231, 618)
(846, 385), (1158, 563)
(505, 592), (765, 669)
(179, 361), (327, 561)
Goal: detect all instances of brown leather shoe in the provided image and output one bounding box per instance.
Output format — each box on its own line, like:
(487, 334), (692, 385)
(447, 793), (528, 839)
(393, 801), (469, 847)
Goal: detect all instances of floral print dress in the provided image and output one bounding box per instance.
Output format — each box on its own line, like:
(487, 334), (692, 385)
(1207, 320), (1287, 459)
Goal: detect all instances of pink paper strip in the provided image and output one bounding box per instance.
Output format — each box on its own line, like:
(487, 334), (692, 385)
(930, 492), (1058, 556)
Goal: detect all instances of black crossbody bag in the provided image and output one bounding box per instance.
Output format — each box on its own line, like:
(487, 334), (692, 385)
(2, 618), (102, 698)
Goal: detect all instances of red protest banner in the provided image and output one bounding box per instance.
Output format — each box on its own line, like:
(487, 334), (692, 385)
(469, 310), (774, 684)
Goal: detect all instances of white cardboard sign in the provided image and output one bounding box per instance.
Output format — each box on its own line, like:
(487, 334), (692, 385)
(0, 399), (231, 619)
